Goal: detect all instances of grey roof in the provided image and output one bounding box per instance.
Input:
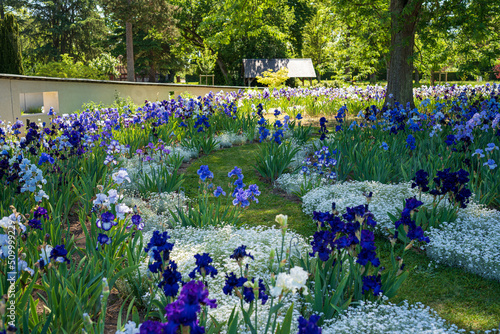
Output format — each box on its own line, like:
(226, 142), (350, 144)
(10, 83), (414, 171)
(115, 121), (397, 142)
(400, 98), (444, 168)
(243, 58), (316, 78)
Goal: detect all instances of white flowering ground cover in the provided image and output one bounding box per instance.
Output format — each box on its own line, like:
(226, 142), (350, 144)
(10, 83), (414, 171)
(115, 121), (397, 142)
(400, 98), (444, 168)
(322, 300), (484, 334)
(121, 191), (190, 232)
(426, 202), (500, 281)
(299, 179), (425, 232)
(114, 224), (497, 334)
(216, 131), (249, 148)
(121, 225), (309, 333)
(291, 179), (500, 281)
(288, 139), (315, 170)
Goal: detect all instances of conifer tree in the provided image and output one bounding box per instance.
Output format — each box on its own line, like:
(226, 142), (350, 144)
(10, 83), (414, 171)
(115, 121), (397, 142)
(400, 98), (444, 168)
(0, 13), (24, 74)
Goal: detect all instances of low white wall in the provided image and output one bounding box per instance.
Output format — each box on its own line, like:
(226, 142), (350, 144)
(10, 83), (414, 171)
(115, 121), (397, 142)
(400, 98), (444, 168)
(0, 74), (251, 125)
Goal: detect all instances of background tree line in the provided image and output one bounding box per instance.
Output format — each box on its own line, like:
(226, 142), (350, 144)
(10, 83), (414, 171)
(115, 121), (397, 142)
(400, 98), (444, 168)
(1, 0), (500, 103)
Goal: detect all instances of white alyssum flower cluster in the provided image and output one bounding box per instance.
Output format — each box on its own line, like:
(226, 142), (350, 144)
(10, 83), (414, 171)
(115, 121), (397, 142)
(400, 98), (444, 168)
(274, 173), (308, 194)
(118, 156), (168, 180)
(128, 225), (309, 333)
(216, 131), (249, 148)
(426, 201), (500, 281)
(275, 172), (326, 195)
(168, 145), (200, 162)
(322, 299), (478, 334)
(121, 191), (190, 232)
(301, 181), (428, 233)
(288, 139), (314, 170)
(301, 180), (500, 281)
(115, 159), (174, 194)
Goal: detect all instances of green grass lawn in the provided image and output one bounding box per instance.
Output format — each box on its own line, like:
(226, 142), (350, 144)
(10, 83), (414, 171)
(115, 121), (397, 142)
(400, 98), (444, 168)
(181, 143), (500, 332)
(182, 144), (314, 236)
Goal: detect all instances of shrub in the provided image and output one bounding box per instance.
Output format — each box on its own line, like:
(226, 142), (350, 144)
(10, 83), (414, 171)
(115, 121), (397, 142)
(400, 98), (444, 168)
(256, 67), (289, 88)
(35, 54), (104, 79)
(89, 53), (121, 78)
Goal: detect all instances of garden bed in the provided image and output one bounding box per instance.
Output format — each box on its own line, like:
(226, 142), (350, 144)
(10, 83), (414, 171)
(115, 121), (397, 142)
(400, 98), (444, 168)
(1, 84), (499, 333)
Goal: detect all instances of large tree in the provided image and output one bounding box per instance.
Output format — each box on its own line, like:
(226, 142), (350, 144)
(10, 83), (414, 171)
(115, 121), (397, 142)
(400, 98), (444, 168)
(302, 4), (333, 80)
(287, 0), (315, 57)
(330, 0), (500, 107)
(100, 0), (178, 82)
(171, 0), (294, 84)
(0, 13), (24, 74)
(25, 0), (108, 63)
(386, 0), (421, 107)
(324, 0), (390, 82)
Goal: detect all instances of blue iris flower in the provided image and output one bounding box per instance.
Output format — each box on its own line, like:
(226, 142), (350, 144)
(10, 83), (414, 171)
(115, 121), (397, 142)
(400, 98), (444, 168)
(362, 275), (383, 296)
(483, 159), (497, 169)
(49, 244), (70, 264)
(197, 165), (214, 181)
(189, 253), (218, 279)
(406, 134), (416, 150)
(243, 278), (268, 305)
(223, 272), (247, 295)
(297, 315), (322, 334)
(144, 230), (175, 273)
(228, 166), (243, 179)
(259, 127), (270, 142)
(233, 178), (245, 189)
(273, 129), (283, 144)
(485, 143), (499, 152)
(232, 188), (250, 208)
(38, 153), (55, 165)
(213, 186), (226, 197)
(97, 233), (111, 246)
(412, 169), (430, 192)
(230, 245), (254, 262)
(472, 149), (485, 158)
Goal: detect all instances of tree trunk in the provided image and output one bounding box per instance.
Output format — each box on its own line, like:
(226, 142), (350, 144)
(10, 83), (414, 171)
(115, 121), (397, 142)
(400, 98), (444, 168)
(126, 20), (134, 82)
(216, 58), (228, 84)
(414, 67), (420, 84)
(385, 0), (422, 108)
(125, 0), (135, 82)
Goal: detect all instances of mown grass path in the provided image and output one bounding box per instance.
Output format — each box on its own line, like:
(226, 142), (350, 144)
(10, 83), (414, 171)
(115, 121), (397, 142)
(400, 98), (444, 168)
(182, 144), (315, 236)
(181, 143), (500, 331)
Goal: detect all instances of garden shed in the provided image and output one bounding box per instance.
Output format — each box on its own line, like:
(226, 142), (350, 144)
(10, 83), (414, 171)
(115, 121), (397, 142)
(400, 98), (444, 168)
(243, 58), (316, 86)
